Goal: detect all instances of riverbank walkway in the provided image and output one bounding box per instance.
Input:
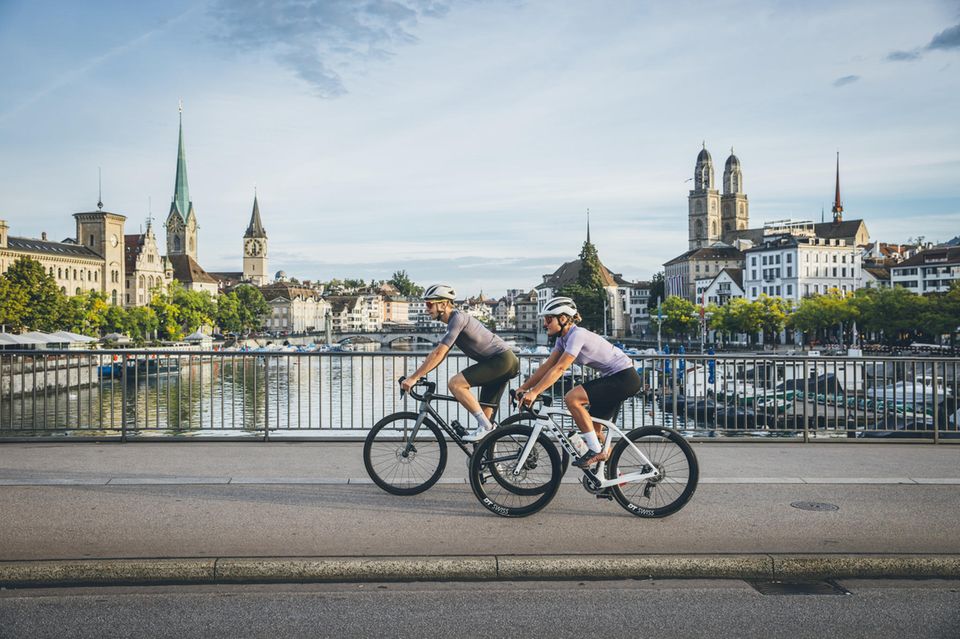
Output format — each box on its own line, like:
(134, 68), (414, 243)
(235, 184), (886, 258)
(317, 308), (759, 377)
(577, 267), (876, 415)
(2, 441), (959, 586)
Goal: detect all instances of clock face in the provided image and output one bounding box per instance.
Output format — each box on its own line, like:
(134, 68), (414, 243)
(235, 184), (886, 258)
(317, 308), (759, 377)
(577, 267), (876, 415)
(248, 240), (262, 256)
(110, 234), (118, 247)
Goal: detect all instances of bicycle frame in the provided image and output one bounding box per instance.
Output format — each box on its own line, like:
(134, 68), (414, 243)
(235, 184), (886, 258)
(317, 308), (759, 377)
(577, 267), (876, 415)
(403, 379), (498, 457)
(515, 404), (662, 489)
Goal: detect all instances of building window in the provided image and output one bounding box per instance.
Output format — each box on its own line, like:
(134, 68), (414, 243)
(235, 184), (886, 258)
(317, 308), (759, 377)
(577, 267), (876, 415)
(751, 256), (756, 266)
(787, 284), (793, 296)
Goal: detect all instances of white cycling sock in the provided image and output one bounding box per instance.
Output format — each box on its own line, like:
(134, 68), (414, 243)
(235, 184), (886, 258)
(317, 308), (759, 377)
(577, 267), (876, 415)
(583, 431), (602, 453)
(472, 411), (493, 430)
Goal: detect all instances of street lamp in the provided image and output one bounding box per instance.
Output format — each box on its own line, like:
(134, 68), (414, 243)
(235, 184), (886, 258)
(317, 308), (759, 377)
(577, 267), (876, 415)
(653, 297), (663, 352)
(700, 309), (713, 353)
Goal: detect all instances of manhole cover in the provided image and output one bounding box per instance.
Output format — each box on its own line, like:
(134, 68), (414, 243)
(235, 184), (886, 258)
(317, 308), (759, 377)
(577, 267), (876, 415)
(790, 501), (839, 511)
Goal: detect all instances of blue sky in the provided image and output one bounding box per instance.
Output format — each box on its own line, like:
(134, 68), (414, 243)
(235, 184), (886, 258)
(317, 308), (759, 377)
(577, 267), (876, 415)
(1, 0), (958, 297)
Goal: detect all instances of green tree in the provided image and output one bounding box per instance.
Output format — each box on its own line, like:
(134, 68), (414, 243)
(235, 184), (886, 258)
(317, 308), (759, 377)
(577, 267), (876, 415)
(60, 290), (108, 336)
(215, 291), (243, 334)
(148, 288), (182, 341)
(660, 295), (697, 336)
(126, 306), (159, 341)
(170, 282), (216, 333)
(916, 282), (960, 344)
(727, 297), (763, 341)
(233, 284), (270, 334)
(648, 271), (665, 307)
(0, 277), (27, 331)
(558, 238), (608, 332)
(2, 257), (64, 331)
(388, 270), (424, 297)
(756, 295), (792, 345)
(102, 304), (128, 336)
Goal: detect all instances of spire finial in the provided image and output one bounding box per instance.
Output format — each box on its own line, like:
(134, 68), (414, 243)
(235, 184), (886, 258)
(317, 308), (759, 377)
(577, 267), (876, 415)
(702, 140), (706, 150)
(730, 146), (734, 155)
(97, 167), (103, 210)
(586, 208), (591, 244)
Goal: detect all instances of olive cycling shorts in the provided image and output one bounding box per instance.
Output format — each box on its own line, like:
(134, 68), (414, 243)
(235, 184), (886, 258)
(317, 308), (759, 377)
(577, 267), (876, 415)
(461, 350), (521, 411)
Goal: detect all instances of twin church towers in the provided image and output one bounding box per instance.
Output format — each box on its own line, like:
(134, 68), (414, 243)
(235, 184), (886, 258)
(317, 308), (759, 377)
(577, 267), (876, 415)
(163, 106), (269, 286)
(687, 144), (749, 249)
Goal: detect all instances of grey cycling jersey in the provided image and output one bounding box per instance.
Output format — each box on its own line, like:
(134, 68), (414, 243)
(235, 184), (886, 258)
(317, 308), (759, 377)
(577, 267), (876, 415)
(439, 310), (511, 361)
(552, 325), (633, 377)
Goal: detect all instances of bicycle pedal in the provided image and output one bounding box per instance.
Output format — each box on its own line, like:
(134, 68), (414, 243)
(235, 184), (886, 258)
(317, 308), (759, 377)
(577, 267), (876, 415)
(596, 489), (614, 501)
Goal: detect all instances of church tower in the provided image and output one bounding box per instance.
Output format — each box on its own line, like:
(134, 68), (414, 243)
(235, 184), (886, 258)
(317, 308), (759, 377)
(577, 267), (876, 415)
(242, 193), (268, 286)
(720, 148), (749, 242)
(74, 199), (126, 306)
(165, 104), (198, 261)
(831, 151), (843, 224)
(688, 143), (720, 249)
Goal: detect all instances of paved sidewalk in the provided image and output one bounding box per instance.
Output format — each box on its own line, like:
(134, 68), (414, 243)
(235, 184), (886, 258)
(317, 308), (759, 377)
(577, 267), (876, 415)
(2, 442), (959, 586)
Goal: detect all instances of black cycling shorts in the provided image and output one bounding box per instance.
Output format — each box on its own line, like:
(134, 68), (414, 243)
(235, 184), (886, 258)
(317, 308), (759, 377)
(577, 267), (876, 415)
(581, 366), (642, 423)
(461, 350), (521, 410)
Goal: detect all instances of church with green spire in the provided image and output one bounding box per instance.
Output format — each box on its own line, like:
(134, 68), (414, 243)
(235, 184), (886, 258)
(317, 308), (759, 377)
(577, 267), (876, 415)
(163, 105), (218, 295)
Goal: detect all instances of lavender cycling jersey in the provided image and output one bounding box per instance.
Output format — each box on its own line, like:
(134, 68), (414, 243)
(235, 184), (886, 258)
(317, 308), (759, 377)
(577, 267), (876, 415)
(552, 325), (633, 377)
(440, 310), (511, 361)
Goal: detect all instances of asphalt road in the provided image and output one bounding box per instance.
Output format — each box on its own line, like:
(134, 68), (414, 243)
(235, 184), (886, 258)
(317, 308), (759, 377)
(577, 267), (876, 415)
(1, 579), (958, 639)
(1, 442), (959, 561)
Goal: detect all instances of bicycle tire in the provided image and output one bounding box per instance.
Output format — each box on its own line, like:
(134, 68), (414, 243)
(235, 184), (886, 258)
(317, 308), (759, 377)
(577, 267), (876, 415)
(607, 426), (698, 518)
(468, 424), (562, 517)
(363, 411), (448, 496)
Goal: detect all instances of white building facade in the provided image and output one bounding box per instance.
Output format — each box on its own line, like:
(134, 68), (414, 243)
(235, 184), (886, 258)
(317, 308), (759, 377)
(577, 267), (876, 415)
(743, 234), (862, 301)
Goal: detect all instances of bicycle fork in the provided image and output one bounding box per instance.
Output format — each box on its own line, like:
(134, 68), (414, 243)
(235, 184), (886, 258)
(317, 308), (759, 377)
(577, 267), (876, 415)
(401, 404), (431, 456)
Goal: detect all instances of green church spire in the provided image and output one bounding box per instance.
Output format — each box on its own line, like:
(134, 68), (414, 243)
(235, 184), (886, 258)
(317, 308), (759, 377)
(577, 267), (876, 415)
(172, 102), (192, 221)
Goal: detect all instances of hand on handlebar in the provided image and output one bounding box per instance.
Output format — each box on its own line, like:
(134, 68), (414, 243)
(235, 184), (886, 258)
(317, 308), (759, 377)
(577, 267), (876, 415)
(399, 376), (418, 394)
(515, 388), (539, 409)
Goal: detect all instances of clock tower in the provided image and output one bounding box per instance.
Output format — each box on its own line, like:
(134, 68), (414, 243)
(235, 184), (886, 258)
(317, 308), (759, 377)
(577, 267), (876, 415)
(74, 204), (126, 306)
(242, 193), (268, 286)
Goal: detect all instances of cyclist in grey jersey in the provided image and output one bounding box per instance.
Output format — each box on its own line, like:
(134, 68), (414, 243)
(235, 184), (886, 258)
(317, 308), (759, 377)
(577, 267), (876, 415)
(516, 296), (641, 467)
(401, 284), (520, 440)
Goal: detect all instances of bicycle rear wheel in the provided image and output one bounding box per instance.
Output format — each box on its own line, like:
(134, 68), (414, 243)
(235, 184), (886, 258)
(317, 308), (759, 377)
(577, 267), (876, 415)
(468, 424), (562, 517)
(363, 411), (447, 495)
(607, 426), (698, 518)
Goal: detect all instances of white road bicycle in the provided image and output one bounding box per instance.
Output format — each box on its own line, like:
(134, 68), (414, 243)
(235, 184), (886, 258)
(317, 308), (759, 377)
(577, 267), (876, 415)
(468, 393), (699, 518)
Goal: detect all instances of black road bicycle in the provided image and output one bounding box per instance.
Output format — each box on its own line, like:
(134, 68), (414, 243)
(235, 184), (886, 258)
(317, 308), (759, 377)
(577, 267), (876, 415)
(363, 377), (569, 495)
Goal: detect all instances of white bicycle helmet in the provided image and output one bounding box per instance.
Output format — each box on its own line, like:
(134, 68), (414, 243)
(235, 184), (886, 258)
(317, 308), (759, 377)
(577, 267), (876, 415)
(539, 296), (578, 317)
(423, 284), (456, 301)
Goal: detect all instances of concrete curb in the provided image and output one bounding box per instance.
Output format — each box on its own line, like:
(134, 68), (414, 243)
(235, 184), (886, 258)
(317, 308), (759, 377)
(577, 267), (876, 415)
(2, 554), (959, 588)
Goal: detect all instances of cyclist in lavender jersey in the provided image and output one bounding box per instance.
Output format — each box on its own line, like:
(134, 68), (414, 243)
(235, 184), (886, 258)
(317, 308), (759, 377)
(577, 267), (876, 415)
(516, 296), (641, 467)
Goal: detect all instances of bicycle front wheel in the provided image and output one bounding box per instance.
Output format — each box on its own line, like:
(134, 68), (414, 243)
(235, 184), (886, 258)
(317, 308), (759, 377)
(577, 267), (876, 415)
(500, 413), (571, 476)
(468, 424), (562, 517)
(363, 412), (448, 495)
(607, 426), (699, 518)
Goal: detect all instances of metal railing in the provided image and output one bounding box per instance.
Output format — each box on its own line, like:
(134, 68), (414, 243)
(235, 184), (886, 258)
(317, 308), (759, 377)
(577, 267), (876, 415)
(1, 349), (958, 442)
